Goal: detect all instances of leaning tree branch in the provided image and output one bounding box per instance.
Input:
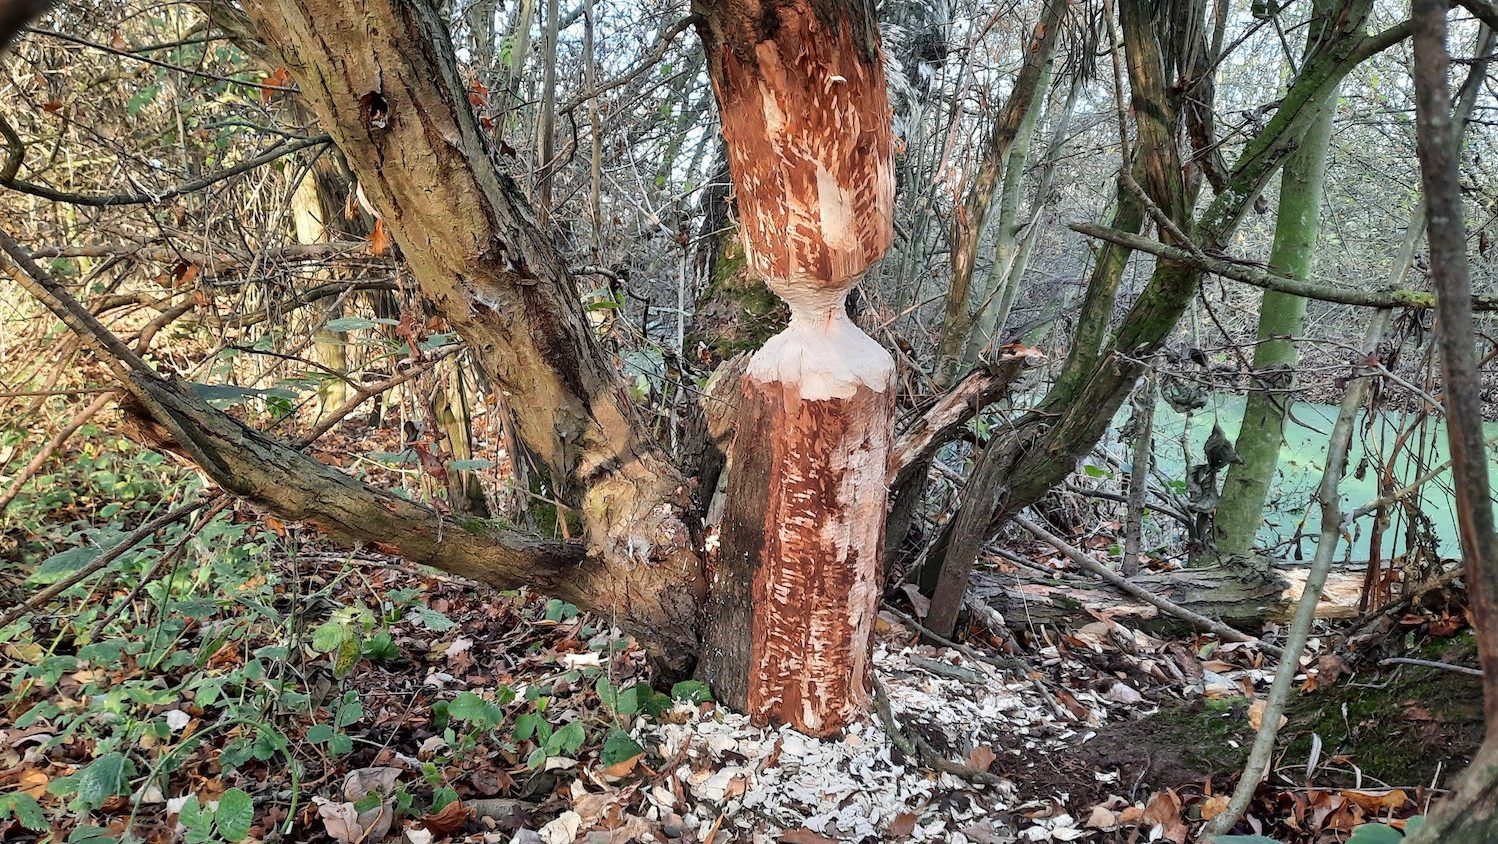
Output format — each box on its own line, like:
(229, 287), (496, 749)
(1071, 222), (1498, 310)
(1, 134), (330, 207)
(890, 351), (1039, 486)
(0, 224), (604, 619)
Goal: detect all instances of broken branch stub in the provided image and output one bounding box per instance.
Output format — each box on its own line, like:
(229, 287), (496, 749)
(695, 0), (897, 736)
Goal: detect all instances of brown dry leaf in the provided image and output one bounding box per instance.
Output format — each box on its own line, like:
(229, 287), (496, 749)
(888, 812), (918, 837)
(318, 801), (364, 844)
(966, 745), (997, 771)
(1341, 788), (1410, 812)
(369, 218), (392, 256)
(18, 770), (48, 798)
(262, 66), (293, 104)
(600, 751), (645, 779)
(1199, 793), (1229, 820)
(779, 830), (836, 844)
(1247, 698), (1286, 731)
(1084, 805), (1117, 829)
(1142, 789), (1182, 827)
(420, 800), (471, 836)
(1317, 654), (1347, 687)
(1117, 805), (1145, 825)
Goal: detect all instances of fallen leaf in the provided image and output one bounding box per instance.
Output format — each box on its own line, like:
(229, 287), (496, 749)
(1341, 788), (1410, 812)
(317, 800), (363, 844)
(420, 799), (471, 836)
(1142, 789), (1182, 827)
(1247, 698), (1286, 731)
(966, 745), (997, 771)
(1199, 793), (1230, 820)
(779, 829), (836, 844)
(1085, 805), (1117, 829)
(888, 812), (918, 837)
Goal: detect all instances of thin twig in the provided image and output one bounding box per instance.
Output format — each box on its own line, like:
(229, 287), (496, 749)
(870, 676), (1006, 784)
(0, 495), (215, 629)
(1379, 657), (1483, 677)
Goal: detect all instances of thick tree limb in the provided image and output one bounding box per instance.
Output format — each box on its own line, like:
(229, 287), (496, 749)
(1070, 222), (1498, 310)
(238, 0), (702, 592)
(1, 224), (702, 662)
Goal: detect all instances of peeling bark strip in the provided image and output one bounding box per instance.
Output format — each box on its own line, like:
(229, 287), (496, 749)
(696, 0), (896, 734)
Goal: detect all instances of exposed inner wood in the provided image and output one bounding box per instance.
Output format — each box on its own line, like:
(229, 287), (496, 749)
(694, 0), (898, 733)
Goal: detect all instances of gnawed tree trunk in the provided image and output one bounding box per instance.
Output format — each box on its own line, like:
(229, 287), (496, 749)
(693, 0), (897, 735)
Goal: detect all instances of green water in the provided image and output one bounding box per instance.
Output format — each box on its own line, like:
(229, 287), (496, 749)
(1138, 395), (1498, 560)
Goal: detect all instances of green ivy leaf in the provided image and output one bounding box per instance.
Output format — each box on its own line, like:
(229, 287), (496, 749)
(670, 680), (713, 704)
(550, 720), (586, 755)
(75, 752), (132, 809)
(332, 636), (362, 676)
(323, 316), (381, 332)
(410, 606), (457, 632)
(310, 621), (348, 652)
(448, 692), (486, 722)
(363, 631), (399, 662)
(214, 788), (254, 842)
(307, 723), (335, 743)
(27, 546), (101, 585)
(514, 712), (542, 741)
(335, 693), (364, 728)
(1345, 825), (1404, 844)
(599, 729), (645, 768)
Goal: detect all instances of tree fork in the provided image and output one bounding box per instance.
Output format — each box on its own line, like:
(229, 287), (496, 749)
(693, 0), (897, 735)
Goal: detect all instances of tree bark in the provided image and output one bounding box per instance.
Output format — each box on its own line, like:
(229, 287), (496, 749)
(1404, 4), (1498, 839)
(692, 0), (898, 734)
(237, 0), (706, 642)
(1212, 86), (1338, 558)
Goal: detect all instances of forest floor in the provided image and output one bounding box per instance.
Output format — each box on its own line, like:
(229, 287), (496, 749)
(0, 507), (1481, 844)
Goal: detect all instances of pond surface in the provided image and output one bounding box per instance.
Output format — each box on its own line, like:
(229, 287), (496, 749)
(1140, 395), (1498, 560)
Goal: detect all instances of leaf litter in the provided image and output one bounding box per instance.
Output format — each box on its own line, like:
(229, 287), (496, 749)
(1, 519), (1478, 843)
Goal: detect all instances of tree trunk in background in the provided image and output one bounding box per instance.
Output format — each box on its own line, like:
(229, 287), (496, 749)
(924, 0), (1390, 634)
(1405, 4), (1498, 839)
(1212, 91), (1338, 558)
(957, 51), (1058, 369)
(694, 0), (897, 735)
(936, 0), (1067, 383)
(967, 73), (1080, 360)
(290, 170), (350, 422)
